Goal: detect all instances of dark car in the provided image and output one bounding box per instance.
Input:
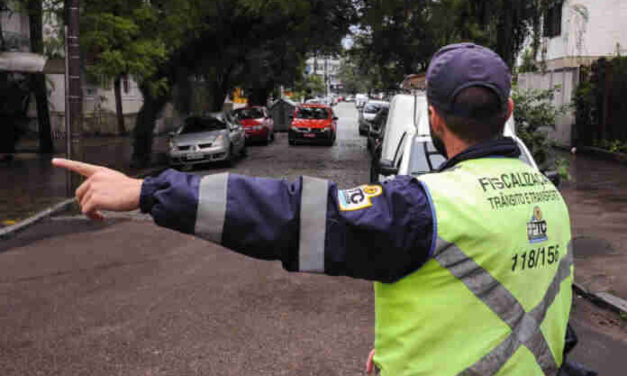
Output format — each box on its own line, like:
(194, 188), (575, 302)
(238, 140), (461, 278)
(232, 106), (275, 145)
(367, 107), (389, 155)
(288, 104), (337, 146)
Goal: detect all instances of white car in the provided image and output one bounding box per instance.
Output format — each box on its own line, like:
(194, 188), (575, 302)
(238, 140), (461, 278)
(168, 113), (247, 167)
(375, 94), (539, 181)
(359, 100), (389, 136)
(355, 93), (368, 108)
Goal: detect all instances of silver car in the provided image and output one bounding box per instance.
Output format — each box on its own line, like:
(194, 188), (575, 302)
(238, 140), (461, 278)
(168, 113), (246, 167)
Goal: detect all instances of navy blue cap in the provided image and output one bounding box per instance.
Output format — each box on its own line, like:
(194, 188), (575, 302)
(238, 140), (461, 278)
(426, 43), (511, 116)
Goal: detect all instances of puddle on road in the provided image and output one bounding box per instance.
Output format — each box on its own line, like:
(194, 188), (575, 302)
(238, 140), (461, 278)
(573, 236), (617, 258)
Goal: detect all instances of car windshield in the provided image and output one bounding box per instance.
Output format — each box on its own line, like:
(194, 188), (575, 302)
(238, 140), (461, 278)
(296, 107), (330, 119)
(409, 139), (447, 176)
(364, 104), (383, 114)
(180, 117), (227, 134)
(233, 108), (264, 120)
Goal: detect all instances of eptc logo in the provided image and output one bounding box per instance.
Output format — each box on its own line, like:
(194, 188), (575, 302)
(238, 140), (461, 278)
(527, 206), (548, 243)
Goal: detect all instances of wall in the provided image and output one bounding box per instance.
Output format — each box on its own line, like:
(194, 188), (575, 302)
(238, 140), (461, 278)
(542, 0), (627, 68)
(517, 68), (579, 147)
(46, 74), (145, 135)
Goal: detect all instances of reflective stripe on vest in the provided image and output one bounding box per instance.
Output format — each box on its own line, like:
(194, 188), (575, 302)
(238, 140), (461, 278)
(433, 239), (573, 375)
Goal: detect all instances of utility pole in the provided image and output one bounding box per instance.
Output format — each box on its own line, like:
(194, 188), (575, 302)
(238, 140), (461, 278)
(64, 0), (82, 197)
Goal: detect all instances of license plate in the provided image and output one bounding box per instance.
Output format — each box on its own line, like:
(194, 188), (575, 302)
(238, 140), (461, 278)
(186, 154), (203, 160)
(304, 133), (316, 138)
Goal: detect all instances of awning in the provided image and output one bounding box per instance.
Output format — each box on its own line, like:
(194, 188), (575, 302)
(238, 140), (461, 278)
(0, 52), (65, 74)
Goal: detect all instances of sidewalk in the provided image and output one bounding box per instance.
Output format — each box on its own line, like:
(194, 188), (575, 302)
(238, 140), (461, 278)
(559, 150), (627, 302)
(0, 135), (169, 226)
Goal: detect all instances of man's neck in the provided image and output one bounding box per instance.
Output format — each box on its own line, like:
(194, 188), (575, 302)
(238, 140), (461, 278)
(445, 140), (473, 160)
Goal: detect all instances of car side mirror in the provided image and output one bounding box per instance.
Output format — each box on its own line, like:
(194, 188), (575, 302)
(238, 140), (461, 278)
(544, 170), (561, 188)
(378, 159), (398, 176)
(333, 116), (338, 120)
(168, 131), (175, 139)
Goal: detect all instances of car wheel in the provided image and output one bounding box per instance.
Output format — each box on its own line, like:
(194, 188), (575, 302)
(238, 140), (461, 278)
(264, 132), (271, 145)
(369, 162), (379, 183)
(226, 145), (235, 167)
(271, 132), (275, 142)
(289, 138), (295, 146)
(240, 144), (248, 158)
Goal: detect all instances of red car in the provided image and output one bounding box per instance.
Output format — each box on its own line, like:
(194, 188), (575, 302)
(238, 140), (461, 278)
(232, 106), (274, 145)
(288, 104), (337, 146)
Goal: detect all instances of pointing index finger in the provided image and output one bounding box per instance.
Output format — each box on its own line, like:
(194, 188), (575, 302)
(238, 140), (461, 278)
(52, 158), (101, 177)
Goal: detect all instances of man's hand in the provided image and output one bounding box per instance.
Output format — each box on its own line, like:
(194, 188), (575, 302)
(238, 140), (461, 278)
(52, 158), (143, 221)
(366, 349), (376, 374)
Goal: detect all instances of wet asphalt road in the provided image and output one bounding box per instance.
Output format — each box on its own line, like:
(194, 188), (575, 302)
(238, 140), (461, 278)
(1, 103), (626, 375)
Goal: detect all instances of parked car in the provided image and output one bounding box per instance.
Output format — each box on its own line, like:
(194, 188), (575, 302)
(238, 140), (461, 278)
(359, 100), (389, 136)
(367, 106), (389, 155)
(168, 113), (246, 167)
(345, 95), (355, 102)
(355, 93), (368, 108)
(288, 104), (337, 146)
(372, 94), (542, 183)
(232, 106), (274, 145)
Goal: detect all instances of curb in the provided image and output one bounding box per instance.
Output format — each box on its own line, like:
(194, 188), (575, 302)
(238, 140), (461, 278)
(0, 166), (166, 241)
(0, 198), (76, 240)
(573, 282), (627, 315)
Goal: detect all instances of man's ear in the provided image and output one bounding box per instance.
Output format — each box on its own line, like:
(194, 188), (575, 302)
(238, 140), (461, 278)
(429, 105), (444, 135)
(507, 97), (514, 119)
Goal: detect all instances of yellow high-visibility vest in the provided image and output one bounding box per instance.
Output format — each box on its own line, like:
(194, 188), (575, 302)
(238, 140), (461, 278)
(374, 158), (573, 375)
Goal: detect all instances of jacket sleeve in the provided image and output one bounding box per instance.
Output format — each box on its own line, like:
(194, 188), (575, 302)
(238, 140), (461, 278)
(140, 169), (435, 283)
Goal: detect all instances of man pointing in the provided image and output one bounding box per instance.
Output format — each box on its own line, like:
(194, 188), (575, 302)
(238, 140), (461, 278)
(54, 43), (573, 375)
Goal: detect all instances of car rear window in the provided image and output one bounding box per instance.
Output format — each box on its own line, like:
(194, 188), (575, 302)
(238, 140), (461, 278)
(233, 108), (264, 120)
(180, 117), (227, 134)
(364, 104), (383, 114)
(295, 107), (330, 119)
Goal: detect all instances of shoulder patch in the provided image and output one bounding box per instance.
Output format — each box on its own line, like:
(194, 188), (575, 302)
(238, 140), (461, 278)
(338, 185), (383, 211)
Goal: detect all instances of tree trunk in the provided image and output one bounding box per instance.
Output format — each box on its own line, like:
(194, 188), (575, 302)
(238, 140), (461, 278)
(248, 86), (272, 107)
(132, 84), (168, 168)
(114, 76), (125, 135)
(29, 0), (53, 153)
(208, 80), (228, 112)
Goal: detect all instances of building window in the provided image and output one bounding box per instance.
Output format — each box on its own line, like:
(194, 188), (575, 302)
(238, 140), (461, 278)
(543, 1), (563, 38)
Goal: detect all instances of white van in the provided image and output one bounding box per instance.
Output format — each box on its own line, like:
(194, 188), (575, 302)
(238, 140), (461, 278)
(375, 94), (539, 181)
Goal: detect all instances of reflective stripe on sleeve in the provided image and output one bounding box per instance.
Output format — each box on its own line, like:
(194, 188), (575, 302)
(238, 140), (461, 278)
(298, 177), (329, 273)
(433, 240), (573, 376)
(195, 173), (229, 243)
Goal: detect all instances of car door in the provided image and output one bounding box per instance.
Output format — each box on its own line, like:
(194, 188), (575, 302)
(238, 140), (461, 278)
(228, 115), (245, 151)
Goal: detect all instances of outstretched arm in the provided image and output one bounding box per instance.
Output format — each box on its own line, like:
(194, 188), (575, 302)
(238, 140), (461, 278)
(53, 159), (435, 282)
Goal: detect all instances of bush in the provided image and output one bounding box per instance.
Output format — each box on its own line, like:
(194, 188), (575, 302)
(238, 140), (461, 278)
(512, 86), (568, 177)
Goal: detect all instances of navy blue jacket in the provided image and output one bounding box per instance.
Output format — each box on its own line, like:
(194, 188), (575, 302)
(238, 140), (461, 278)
(140, 138), (521, 283)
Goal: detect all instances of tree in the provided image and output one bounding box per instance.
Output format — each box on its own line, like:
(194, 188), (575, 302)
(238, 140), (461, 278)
(26, 0), (53, 152)
(350, 0), (552, 90)
(127, 0), (355, 166)
(512, 87), (566, 173)
(81, 1), (167, 135)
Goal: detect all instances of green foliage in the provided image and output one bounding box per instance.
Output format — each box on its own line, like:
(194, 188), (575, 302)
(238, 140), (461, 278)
(291, 75), (325, 101)
(350, 0), (546, 91)
(337, 58), (368, 95)
(574, 56), (627, 146)
(592, 139), (627, 153)
(518, 49), (539, 73)
(81, 2), (168, 96)
(512, 86), (567, 174)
